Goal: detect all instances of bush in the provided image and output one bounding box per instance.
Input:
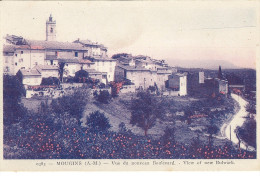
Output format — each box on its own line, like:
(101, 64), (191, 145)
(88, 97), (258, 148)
(74, 70), (89, 83)
(41, 77), (60, 85)
(118, 122), (127, 133)
(86, 111), (111, 133)
(161, 126), (175, 144)
(96, 90), (111, 104)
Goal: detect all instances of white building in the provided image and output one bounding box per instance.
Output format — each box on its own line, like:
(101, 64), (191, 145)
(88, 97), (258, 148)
(17, 69), (42, 86)
(168, 73), (188, 96)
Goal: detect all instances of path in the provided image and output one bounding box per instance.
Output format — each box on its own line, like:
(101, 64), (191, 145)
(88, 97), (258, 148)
(221, 93), (255, 151)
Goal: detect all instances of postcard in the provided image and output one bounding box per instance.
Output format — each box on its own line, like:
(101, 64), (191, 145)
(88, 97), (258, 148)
(0, 1), (259, 171)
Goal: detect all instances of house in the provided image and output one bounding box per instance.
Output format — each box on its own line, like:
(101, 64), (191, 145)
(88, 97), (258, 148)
(85, 56), (116, 83)
(168, 73), (188, 96)
(73, 39), (108, 58)
(3, 45), (16, 75)
(16, 69), (42, 86)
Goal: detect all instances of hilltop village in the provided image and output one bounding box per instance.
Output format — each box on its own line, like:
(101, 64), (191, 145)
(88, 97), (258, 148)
(3, 15), (256, 160)
(3, 14), (230, 98)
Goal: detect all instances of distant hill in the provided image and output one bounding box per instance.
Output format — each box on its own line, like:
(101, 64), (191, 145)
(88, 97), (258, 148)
(167, 59), (240, 70)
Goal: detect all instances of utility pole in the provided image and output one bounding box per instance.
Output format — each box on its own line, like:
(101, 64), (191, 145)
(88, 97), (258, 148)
(230, 125), (232, 141)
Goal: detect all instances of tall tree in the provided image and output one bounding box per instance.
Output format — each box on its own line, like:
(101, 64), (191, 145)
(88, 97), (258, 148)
(3, 75), (27, 125)
(58, 62), (66, 82)
(130, 91), (165, 136)
(218, 65), (223, 80)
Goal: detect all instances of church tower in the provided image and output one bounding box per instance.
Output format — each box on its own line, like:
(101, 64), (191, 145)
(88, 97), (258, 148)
(46, 14), (56, 41)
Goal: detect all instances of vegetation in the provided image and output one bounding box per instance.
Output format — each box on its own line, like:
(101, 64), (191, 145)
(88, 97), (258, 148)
(3, 75), (27, 125)
(41, 77), (60, 85)
(58, 62), (66, 82)
(94, 90), (111, 104)
(86, 111), (111, 133)
(51, 88), (89, 123)
(130, 91), (165, 136)
(237, 118), (256, 148)
(74, 70), (89, 83)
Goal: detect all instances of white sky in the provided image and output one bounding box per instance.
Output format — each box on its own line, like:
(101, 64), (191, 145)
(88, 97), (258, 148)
(1, 1), (258, 68)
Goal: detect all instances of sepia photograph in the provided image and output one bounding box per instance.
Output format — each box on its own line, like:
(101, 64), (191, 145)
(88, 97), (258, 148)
(0, 1), (259, 171)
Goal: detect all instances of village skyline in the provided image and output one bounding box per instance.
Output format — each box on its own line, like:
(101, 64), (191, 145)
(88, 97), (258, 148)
(1, 1), (257, 69)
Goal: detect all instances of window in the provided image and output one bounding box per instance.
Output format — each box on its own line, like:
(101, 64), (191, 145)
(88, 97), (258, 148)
(19, 58), (23, 62)
(55, 51), (58, 56)
(50, 60), (53, 65)
(5, 66), (9, 72)
(50, 27), (53, 33)
(66, 64), (68, 66)
(15, 54), (17, 57)
(75, 52), (78, 57)
(21, 67), (25, 69)
(21, 51), (23, 54)
(15, 62), (17, 66)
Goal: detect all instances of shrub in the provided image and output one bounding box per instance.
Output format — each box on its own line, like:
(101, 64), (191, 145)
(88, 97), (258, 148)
(41, 77), (60, 85)
(86, 111), (111, 133)
(96, 90), (111, 104)
(74, 70), (89, 83)
(118, 122), (127, 133)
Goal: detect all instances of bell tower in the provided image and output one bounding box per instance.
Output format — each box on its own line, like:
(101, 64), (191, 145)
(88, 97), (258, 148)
(46, 14), (56, 41)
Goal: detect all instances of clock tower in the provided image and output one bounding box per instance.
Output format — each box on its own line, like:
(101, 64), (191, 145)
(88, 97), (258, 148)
(46, 14), (56, 41)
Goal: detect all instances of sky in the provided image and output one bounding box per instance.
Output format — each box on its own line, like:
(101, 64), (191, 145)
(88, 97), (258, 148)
(1, 1), (259, 69)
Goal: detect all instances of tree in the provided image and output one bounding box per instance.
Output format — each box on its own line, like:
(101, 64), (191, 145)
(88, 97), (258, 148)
(3, 75), (27, 125)
(218, 65), (223, 79)
(237, 118), (256, 148)
(58, 62), (66, 82)
(130, 91), (165, 136)
(161, 126), (175, 144)
(86, 111), (111, 133)
(51, 88), (89, 123)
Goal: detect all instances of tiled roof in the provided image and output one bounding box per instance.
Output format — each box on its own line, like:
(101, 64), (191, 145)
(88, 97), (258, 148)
(58, 59), (79, 63)
(26, 40), (88, 51)
(34, 65), (59, 71)
(20, 69), (41, 76)
(117, 64), (149, 71)
(3, 45), (16, 52)
(78, 59), (94, 64)
(85, 69), (106, 75)
(86, 56), (116, 61)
